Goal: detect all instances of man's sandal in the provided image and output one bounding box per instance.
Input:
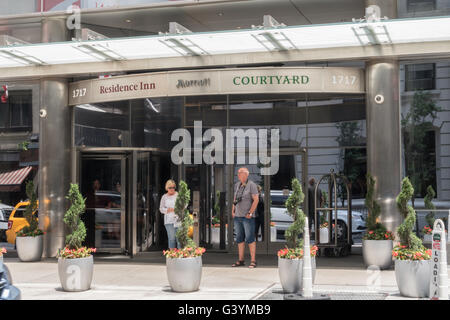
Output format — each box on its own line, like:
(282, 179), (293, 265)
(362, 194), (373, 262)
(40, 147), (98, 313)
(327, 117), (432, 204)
(232, 260), (245, 267)
(249, 261), (257, 268)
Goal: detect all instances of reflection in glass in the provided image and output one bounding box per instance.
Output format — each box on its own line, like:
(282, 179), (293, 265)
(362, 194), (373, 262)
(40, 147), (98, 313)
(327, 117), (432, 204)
(81, 159), (122, 250)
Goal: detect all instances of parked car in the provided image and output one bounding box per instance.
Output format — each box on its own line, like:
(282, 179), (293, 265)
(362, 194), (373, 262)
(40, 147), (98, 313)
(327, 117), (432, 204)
(0, 204), (15, 243)
(6, 201), (39, 245)
(269, 191), (366, 242)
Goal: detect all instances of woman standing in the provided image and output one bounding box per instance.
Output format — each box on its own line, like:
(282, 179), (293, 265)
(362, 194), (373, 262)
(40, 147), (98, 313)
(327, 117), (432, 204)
(159, 179), (181, 249)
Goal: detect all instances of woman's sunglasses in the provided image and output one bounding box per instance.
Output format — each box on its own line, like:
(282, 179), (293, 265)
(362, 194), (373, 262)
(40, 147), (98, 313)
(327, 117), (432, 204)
(168, 187), (176, 189)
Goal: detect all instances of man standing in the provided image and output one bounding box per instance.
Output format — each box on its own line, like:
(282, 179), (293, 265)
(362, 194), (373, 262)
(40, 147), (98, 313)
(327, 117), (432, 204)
(231, 167), (259, 268)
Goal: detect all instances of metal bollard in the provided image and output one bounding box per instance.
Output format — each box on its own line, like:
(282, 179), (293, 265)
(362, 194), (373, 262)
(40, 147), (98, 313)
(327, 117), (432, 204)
(302, 217), (313, 298)
(430, 219), (449, 300)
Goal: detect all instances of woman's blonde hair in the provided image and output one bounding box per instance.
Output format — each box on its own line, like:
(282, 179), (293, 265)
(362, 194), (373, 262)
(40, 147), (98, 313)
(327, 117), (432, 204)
(165, 179), (176, 191)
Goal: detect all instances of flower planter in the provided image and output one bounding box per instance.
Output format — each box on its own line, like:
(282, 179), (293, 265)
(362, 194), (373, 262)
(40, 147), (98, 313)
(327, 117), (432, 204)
(278, 257), (316, 293)
(319, 228), (329, 243)
(58, 255), (94, 292)
(395, 259), (432, 298)
(362, 240), (393, 269)
(166, 256), (202, 292)
(16, 235), (43, 262)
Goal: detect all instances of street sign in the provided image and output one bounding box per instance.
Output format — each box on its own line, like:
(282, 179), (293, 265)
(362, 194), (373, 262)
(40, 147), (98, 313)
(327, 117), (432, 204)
(429, 219), (449, 300)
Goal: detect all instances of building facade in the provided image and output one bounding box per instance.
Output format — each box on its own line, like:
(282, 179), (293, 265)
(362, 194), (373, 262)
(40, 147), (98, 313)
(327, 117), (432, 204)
(0, 0), (449, 257)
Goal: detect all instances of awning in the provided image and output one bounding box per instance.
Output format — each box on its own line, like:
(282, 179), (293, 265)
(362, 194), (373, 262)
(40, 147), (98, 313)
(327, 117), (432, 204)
(0, 16), (449, 68)
(0, 166), (33, 192)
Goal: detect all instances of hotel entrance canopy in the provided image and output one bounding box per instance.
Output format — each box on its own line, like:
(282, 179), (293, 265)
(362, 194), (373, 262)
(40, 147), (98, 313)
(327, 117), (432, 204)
(0, 16), (450, 79)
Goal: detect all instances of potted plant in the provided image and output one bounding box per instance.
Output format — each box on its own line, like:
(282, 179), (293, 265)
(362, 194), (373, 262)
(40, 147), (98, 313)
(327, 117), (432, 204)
(362, 173), (395, 269)
(57, 183), (96, 292)
(164, 180), (206, 292)
(392, 177), (432, 298)
(319, 216), (329, 244)
(277, 178), (318, 293)
(15, 181), (44, 262)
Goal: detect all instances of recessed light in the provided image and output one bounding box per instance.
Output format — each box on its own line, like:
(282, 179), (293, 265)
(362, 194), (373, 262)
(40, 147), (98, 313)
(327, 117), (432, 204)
(125, 19), (131, 23)
(217, 12), (223, 16)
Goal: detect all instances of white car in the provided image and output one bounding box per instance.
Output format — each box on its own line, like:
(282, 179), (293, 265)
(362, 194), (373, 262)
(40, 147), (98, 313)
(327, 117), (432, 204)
(269, 191), (366, 243)
(0, 203), (14, 242)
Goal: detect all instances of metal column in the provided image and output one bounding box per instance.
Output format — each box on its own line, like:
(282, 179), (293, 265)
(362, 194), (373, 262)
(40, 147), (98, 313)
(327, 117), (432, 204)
(365, 0), (402, 235)
(39, 18), (71, 257)
(366, 60), (402, 234)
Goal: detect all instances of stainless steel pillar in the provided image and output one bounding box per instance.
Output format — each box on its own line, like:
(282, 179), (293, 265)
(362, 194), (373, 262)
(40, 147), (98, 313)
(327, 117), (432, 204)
(365, 2), (402, 234)
(39, 19), (71, 257)
(366, 60), (402, 233)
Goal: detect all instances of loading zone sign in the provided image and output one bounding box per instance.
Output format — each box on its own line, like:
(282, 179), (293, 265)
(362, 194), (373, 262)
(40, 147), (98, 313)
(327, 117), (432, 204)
(430, 219), (449, 300)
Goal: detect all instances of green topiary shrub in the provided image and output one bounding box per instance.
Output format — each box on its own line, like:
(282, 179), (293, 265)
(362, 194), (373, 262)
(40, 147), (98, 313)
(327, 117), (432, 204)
(17, 180), (43, 237)
(58, 183), (96, 259)
(284, 178), (306, 249)
(392, 177), (430, 261)
(64, 183), (87, 250)
(174, 180), (195, 249)
(363, 173), (394, 240)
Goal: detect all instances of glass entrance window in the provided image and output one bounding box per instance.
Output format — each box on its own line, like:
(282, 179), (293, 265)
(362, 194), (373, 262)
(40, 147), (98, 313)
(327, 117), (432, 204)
(81, 157), (125, 252)
(184, 95), (228, 250)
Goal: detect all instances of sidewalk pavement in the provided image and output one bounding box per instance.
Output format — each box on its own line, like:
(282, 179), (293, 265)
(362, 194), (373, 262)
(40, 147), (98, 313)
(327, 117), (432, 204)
(1, 249), (447, 300)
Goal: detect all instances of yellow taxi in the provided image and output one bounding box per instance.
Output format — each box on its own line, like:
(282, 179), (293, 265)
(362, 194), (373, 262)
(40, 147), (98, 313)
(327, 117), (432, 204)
(6, 201), (39, 244)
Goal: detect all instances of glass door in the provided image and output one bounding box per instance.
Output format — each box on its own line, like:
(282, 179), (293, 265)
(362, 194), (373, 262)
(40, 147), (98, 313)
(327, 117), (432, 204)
(267, 149), (307, 252)
(80, 154), (127, 253)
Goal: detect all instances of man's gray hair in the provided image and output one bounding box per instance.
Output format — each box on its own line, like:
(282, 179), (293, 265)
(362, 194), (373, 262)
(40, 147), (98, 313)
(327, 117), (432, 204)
(238, 167), (249, 174)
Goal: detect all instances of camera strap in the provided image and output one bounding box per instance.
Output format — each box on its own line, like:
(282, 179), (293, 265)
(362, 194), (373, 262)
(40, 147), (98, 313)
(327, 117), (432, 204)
(234, 180), (248, 201)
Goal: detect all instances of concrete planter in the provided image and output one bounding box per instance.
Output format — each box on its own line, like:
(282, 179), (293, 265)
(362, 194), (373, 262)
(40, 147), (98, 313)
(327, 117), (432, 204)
(362, 240), (393, 269)
(58, 255), (94, 292)
(16, 235), (43, 262)
(166, 256), (202, 292)
(319, 228), (329, 243)
(395, 259), (432, 298)
(278, 256), (316, 293)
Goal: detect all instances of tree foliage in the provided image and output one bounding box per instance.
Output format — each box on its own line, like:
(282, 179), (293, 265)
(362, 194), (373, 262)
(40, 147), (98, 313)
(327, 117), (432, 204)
(402, 91), (441, 197)
(364, 173), (385, 233)
(64, 183), (87, 250)
(284, 178), (306, 248)
(396, 177), (423, 251)
(21, 180), (39, 235)
(175, 180), (196, 249)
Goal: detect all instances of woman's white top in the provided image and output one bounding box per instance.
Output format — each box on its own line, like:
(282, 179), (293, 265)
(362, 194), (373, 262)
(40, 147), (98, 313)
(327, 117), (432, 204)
(159, 192), (181, 227)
